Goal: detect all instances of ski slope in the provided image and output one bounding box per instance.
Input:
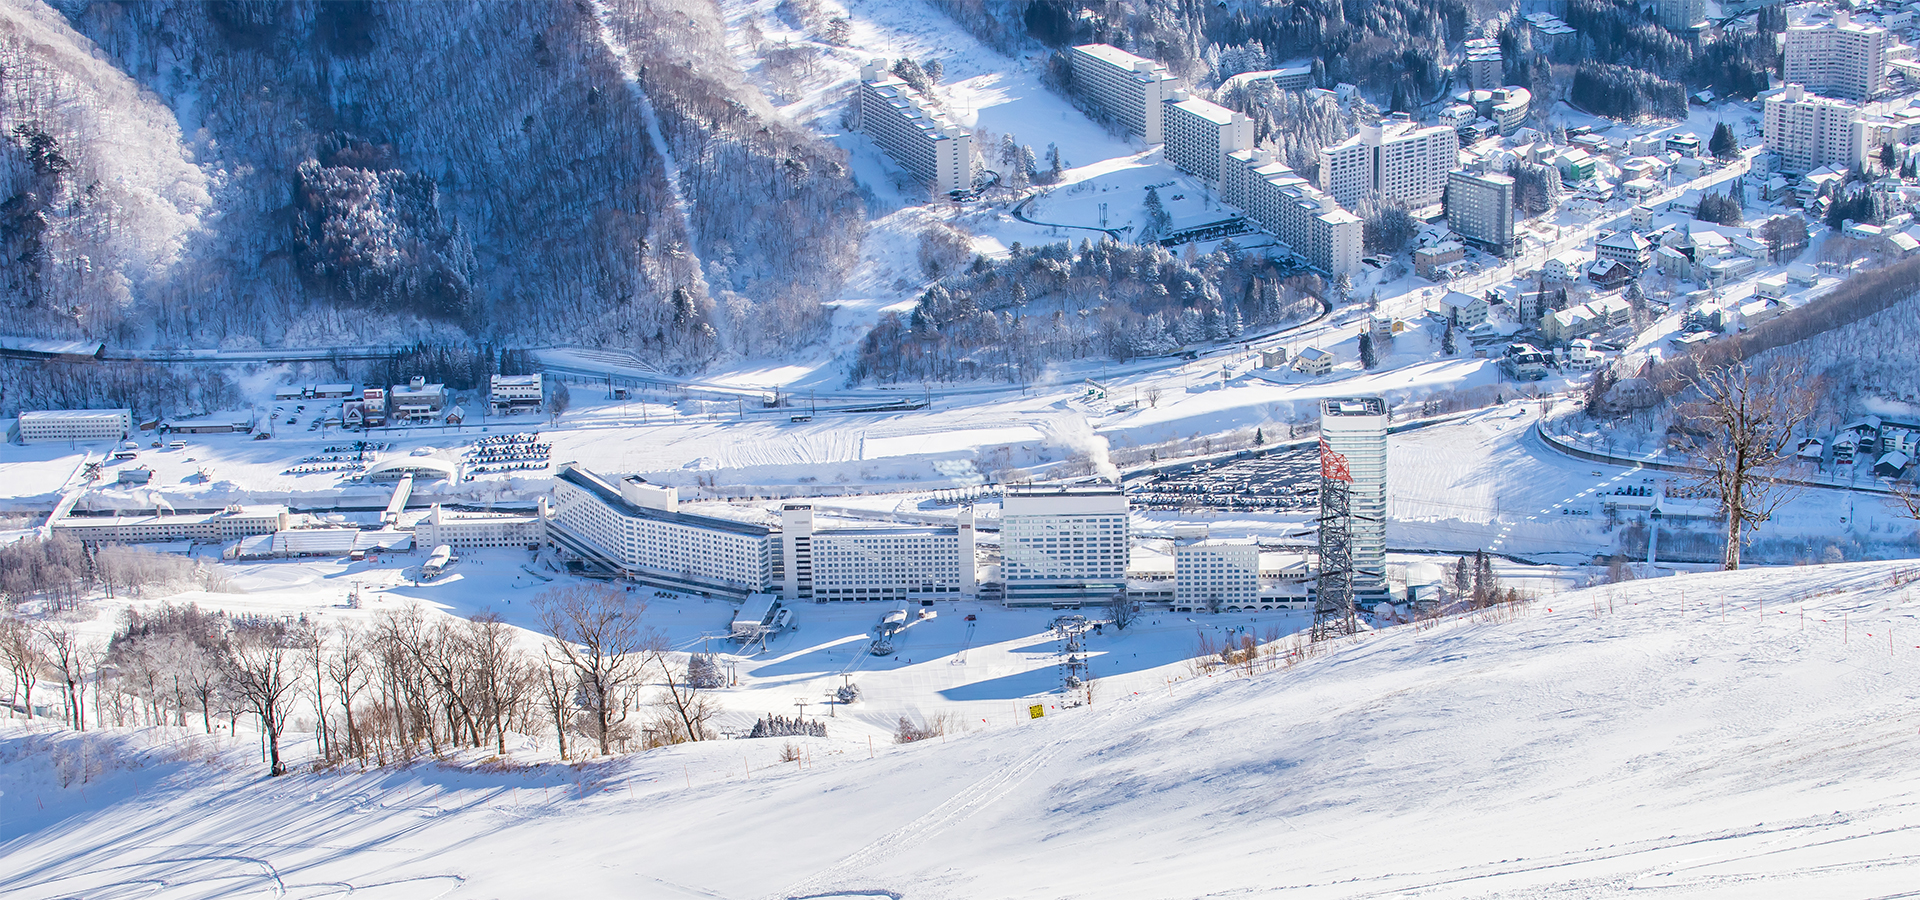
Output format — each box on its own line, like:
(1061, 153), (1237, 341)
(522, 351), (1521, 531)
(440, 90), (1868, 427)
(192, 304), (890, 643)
(7, 561), (1920, 898)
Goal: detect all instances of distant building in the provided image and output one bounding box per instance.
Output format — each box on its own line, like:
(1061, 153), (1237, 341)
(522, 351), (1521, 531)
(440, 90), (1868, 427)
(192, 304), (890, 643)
(780, 504), (975, 602)
(1446, 170), (1516, 257)
(1320, 118), (1460, 208)
(1784, 10), (1890, 101)
(1656, 0), (1706, 31)
(1001, 485), (1129, 608)
(1161, 91), (1253, 186)
(1221, 148), (1363, 275)
(1175, 536), (1260, 611)
(19, 409), (131, 444)
(1596, 230), (1653, 272)
(415, 503), (545, 550)
(1070, 44), (1179, 144)
(548, 465), (776, 599)
(1455, 87), (1533, 136)
(1414, 241), (1466, 279)
(52, 505), (288, 545)
(389, 377), (447, 423)
(1463, 38), (1504, 89)
(855, 60), (974, 196)
(1320, 397), (1389, 599)
(1293, 346), (1334, 375)
(1763, 84), (1862, 174)
(489, 374), (544, 415)
(1438, 291), (1490, 328)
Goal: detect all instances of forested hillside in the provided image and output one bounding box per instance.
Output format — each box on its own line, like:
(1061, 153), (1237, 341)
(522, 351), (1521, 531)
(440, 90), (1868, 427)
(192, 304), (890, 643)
(0, 0), (861, 366)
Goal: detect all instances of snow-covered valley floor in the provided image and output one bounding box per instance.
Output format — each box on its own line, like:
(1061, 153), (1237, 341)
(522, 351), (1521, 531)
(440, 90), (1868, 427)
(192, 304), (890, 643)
(7, 560), (1920, 898)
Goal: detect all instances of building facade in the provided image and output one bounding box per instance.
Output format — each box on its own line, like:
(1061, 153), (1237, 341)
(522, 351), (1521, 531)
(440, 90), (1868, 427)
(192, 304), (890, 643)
(548, 466), (776, 598)
(1321, 397), (1388, 599)
(1656, 0), (1706, 31)
(19, 409), (131, 444)
(1319, 118), (1460, 209)
(1763, 84), (1862, 174)
(1784, 10), (1890, 101)
(1001, 486), (1129, 607)
(52, 505), (289, 545)
(1446, 169), (1516, 256)
(1174, 539), (1260, 611)
(1221, 148), (1363, 275)
(416, 503), (545, 550)
(1070, 44), (1179, 143)
(856, 60), (974, 196)
(781, 504), (975, 602)
(1162, 93), (1253, 185)
(489, 374), (545, 415)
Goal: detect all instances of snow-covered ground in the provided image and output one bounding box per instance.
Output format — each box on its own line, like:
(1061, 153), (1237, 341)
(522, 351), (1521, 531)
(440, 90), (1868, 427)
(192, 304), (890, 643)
(8, 560), (1920, 898)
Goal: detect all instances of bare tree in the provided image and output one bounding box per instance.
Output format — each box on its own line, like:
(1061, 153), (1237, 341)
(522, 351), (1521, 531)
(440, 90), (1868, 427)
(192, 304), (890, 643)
(226, 621), (305, 776)
(0, 616), (43, 719)
(467, 612), (533, 756)
(1682, 358), (1818, 570)
(42, 627), (88, 730)
(534, 585), (655, 756)
(1105, 593), (1136, 631)
(537, 660), (573, 760)
(325, 623), (372, 760)
(644, 648), (718, 746)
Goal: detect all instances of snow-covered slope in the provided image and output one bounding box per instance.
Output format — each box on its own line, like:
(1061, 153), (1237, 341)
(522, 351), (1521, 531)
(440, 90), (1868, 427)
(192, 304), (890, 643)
(7, 561), (1920, 898)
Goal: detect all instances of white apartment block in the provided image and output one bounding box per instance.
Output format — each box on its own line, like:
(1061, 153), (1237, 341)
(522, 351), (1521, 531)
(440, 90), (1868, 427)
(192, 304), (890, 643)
(1001, 485), (1130, 607)
(1162, 92), (1253, 186)
(856, 61), (974, 196)
(52, 505), (289, 545)
(1784, 10), (1890, 101)
(1319, 118), (1460, 209)
(1174, 539), (1260, 611)
(390, 377), (447, 422)
(1656, 0), (1706, 31)
(1320, 397), (1388, 598)
(19, 408), (130, 444)
(549, 465), (776, 599)
(1222, 148), (1363, 275)
(781, 505), (975, 602)
(1070, 44), (1179, 143)
(488, 374), (544, 414)
(1445, 169), (1516, 256)
(1463, 38), (1504, 89)
(415, 503), (545, 550)
(1763, 84), (1862, 174)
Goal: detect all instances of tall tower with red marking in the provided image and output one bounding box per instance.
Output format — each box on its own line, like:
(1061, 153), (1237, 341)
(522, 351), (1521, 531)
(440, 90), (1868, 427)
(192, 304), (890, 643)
(1317, 397), (1389, 637)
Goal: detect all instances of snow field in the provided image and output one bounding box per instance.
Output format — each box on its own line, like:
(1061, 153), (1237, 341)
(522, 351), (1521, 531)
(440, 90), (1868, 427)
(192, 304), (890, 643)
(8, 560), (1920, 897)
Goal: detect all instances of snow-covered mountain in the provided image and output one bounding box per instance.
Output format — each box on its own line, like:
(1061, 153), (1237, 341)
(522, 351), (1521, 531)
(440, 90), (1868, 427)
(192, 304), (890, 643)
(7, 560), (1919, 898)
(1, 0), (863, 359)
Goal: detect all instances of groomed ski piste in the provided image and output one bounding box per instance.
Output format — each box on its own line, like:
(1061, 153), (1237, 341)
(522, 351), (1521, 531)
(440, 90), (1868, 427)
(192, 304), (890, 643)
(5, 559), (1920, 899)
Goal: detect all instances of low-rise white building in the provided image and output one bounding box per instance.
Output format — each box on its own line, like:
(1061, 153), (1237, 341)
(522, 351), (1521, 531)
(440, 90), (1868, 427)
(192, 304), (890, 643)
(19, 409), (131, 444)
(1292, 346), (1334, 375)
(489, 374), (544, 415)
(415, 503), (545, 550)
(390, 377), (448, 422)
(52, 505), (289, 545)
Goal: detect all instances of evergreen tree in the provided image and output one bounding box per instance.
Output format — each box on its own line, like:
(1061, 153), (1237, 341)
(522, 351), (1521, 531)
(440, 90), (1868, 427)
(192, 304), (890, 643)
(1471, 550), (1497, 607)
(1441, 321), (1457, 356)
(1359, 331), (1378, 369)
(1449, 555), (1473, 603)
(686, 653), (724, 689)
(1708, 122), (1738, 161)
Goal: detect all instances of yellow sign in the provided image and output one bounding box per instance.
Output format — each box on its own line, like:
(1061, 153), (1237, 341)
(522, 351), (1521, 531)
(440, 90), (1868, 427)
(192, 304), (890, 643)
(1028, 704), (1045, 719)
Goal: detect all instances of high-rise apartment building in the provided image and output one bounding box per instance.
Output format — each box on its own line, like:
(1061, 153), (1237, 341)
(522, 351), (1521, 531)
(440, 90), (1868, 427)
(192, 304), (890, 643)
(1763, 84), (1863, 174)
(1319, 118), (1460, 209)
(548, 466), (777, 599)
(1222, 148), (1363, 275)
(1000, 486), (1129, 607)
(855, 61), (974, 196)
(1784, 10), (1890, 101)
(1656, 0), (1706, 32)
(1445, 170), (1516, 256)
(1320, 397), (1388, 598)
(1162, 92), (1253, 186)
(1463, 38), (1504, 89)
(1175, 538), (1260, 611)
(1070, 44), (1180, 143)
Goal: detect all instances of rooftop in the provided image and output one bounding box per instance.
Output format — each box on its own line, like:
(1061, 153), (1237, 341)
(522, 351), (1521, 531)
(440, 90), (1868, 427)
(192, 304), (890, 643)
(558, 466), (773, 537)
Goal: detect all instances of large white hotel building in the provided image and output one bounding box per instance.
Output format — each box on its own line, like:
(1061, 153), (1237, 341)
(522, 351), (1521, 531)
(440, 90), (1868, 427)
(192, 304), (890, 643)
(19, 408), (131, 444)
(1070, 44), (1179, 143)
(1783, 10), (1890, 102)
(855, 60), (974, 196)
(1001, 485), (1130, 608)
(1221, 148), (1363, 276)
(1319, 117), (1460, 209)
(780, 504), (975, 602)
(1763, 84), (1863, 174)
(1162, 91), (1254, 186)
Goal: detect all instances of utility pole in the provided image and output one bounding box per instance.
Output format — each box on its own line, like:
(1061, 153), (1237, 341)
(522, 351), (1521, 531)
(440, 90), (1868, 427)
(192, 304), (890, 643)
(794, 699), (809, 721)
